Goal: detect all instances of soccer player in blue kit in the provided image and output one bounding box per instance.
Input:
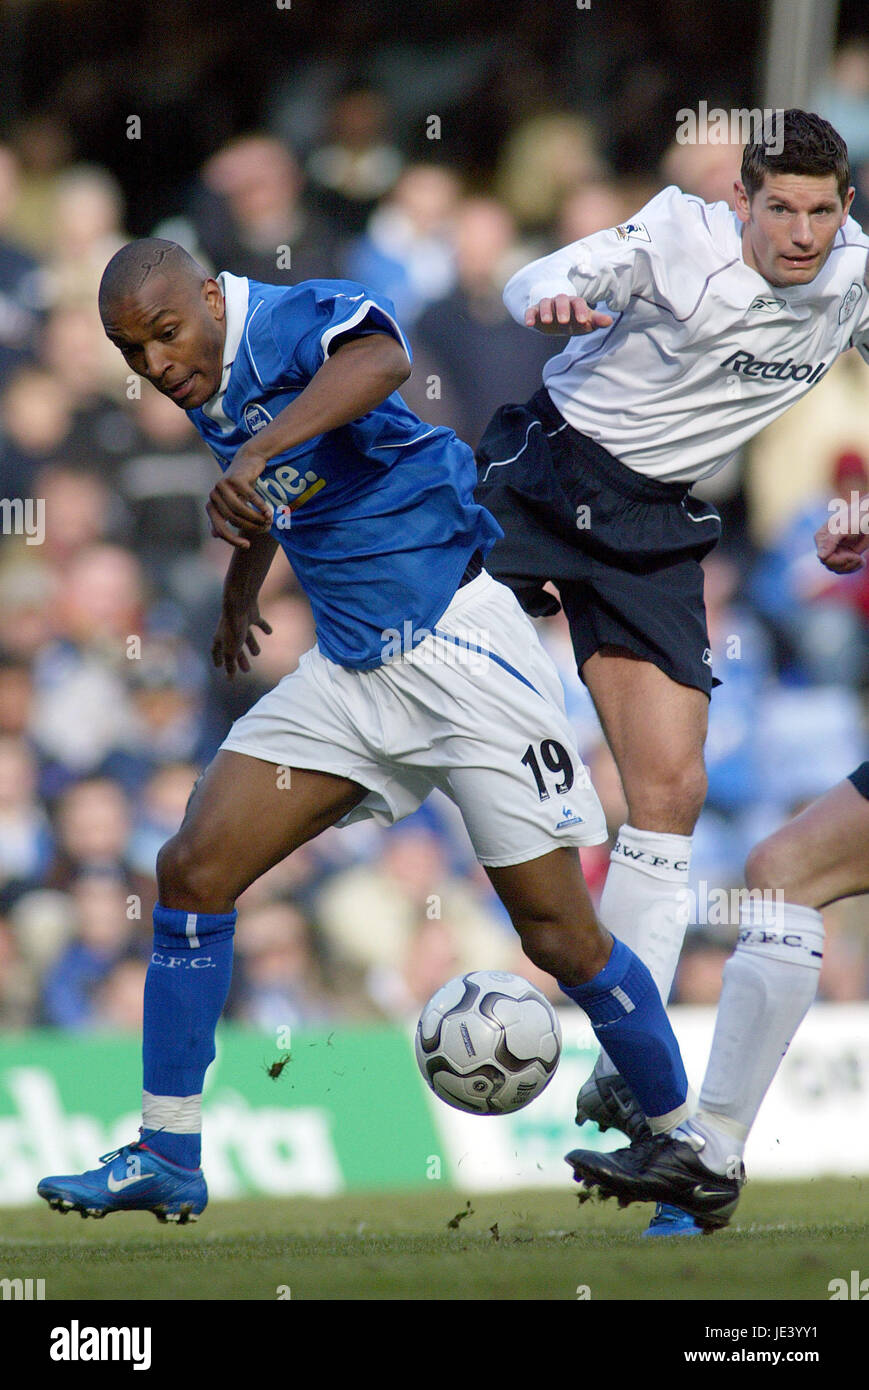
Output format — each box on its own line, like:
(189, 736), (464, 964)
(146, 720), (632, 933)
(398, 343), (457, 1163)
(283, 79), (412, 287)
(37, 239), (698, 1223)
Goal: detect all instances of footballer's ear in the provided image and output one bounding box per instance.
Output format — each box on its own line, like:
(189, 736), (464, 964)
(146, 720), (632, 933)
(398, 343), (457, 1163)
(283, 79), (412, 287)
(204, 278), (225, 321)
(733, 180), (750, 222)
(841, 185), (855, 225)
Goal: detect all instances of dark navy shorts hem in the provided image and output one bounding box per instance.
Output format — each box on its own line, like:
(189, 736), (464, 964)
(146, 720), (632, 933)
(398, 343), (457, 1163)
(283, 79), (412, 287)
(475, 390), (723, 697)
(848, 762), (869, 800)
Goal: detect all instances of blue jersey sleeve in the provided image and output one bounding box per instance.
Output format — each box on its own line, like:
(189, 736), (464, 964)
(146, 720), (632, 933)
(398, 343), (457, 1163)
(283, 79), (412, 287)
(266, 280), (412, 385)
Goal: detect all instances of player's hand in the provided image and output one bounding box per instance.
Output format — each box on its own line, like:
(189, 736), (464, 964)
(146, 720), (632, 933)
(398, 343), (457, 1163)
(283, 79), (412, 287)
(211, 598), (273, 679)
(814, 518), (869, 574)
(525, 296), (613, 335)
(207, 444), (274, 548)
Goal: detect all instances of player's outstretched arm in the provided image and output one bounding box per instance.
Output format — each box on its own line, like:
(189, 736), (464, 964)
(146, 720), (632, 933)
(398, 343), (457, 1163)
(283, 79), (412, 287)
(206, 333), (411, 547)
(525, 294), (613, 335)
(814, 492), (869, 573)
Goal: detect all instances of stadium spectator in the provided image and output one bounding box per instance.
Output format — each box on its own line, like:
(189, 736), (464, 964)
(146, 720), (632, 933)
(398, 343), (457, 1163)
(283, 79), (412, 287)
(0, 916), (37, 1029)
(750, 450), (869, 687)
(0, 735), (54, 902)
(556, 178), (643, 244)
(0, 143), (45, 379)
(343, 163), (461, 324)
(0, 656), (35, 739)
(175, 135), (343, 286)
(42, 164), (127, 312)
(494, 113), (603, 235)
(40, 870), (143, 1028)
(0, 367), (77, 500)
(413, 197), (559, 447)
(29, 546), (146, 790)
(91, 956), (148, 1031)
(306, 86), (404, 235)
(230, 900), (336, 1028)
(46, 778), (132, 892)
(313, 822), (515, 992)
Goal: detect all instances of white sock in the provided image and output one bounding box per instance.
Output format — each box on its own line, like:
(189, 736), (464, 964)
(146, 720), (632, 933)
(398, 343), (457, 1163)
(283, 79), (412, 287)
(689, 899), (824, 1174)
(594, 824), (693, 1080)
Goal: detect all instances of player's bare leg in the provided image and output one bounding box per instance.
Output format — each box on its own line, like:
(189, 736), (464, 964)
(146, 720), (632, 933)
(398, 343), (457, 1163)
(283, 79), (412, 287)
(156, 751), (367, 910)
(579, 647), (707, 1082)
(486, 847), (611, 983)
(744, 776), (869, 908)
(581, 647), (709, 835)
(486, 846), (693, 1134)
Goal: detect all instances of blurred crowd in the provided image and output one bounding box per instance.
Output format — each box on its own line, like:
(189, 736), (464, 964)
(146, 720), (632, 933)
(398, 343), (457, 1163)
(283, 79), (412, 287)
(1, 30), (868, 1035)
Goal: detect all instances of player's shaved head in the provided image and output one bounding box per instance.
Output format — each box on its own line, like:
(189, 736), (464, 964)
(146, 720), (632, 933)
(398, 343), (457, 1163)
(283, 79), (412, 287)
(99, 239), (226, 409)
(98, 239), (208, 320)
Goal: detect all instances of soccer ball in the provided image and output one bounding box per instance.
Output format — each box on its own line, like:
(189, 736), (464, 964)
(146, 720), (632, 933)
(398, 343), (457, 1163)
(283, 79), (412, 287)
(415, 970), (562, 1115)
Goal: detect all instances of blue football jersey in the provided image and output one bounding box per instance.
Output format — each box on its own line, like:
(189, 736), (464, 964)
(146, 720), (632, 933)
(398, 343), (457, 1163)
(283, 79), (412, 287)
(190, 272), (501, 668)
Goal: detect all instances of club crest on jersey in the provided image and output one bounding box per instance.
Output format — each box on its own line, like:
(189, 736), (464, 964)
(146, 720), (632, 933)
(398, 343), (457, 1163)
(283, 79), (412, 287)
(748, 295), (785, 315)
(614, 221), (651, 243)
(839, 282), (862, 325)
(243, 403), (273, 434)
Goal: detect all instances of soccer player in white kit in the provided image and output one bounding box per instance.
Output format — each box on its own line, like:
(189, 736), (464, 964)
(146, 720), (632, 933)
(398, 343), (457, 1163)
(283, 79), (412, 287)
(475, 109), (869, 1230)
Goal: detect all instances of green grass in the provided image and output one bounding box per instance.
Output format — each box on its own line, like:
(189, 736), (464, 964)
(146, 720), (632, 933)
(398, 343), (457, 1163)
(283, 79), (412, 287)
(1, 1179), (866, 1301)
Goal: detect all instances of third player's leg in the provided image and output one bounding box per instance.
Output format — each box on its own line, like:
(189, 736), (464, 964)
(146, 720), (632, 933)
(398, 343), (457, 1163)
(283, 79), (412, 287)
(744, 776), (869, 909)
(156, 751), (367, 912)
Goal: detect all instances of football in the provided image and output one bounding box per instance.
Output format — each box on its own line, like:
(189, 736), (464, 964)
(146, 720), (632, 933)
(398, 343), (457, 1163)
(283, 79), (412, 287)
(415, 970), (562, 1115)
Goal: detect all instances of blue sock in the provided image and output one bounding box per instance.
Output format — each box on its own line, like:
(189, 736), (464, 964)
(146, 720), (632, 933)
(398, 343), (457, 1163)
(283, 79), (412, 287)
(560, 937), (688, 1121)
(141, 903), (236, 1169)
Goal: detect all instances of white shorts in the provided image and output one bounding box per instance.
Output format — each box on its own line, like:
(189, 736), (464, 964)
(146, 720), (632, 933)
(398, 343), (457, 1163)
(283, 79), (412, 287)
(219, 572), (607, 867)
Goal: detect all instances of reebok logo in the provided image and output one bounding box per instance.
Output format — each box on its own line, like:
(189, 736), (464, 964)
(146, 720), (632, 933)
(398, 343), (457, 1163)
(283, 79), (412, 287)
(748, 295), (785, 314)
(721, 350), (826, 385)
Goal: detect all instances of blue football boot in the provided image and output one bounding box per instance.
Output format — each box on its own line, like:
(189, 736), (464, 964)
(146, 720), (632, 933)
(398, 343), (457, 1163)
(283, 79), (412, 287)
(642, 1202), (704, 1237)
(38, 1138), (207, 1224)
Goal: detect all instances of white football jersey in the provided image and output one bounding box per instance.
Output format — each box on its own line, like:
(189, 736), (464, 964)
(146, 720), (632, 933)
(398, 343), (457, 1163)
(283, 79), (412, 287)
(503, 184), (869, 483)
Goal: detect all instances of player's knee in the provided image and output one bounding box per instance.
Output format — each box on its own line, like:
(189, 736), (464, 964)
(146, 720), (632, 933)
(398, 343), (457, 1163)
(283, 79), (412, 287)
(516, 919), (607, 984)
(156, 833), (230, 911)
(626, 761), (707, 833)
(744, 832), (799, 896)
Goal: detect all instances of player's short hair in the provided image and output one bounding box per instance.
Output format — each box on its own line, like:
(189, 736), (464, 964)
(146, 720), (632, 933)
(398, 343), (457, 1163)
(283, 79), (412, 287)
(741, 109), (851, 205)
(98, 239), (207, 320)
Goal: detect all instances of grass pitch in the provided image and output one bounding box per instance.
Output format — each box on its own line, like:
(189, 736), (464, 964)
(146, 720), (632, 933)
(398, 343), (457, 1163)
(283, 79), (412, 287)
(1, 1178), (866, 1302)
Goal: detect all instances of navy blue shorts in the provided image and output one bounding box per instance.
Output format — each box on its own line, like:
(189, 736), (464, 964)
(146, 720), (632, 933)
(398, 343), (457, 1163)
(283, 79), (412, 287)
(475, 388), (723, 696)
(848, 762), (869, 800)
